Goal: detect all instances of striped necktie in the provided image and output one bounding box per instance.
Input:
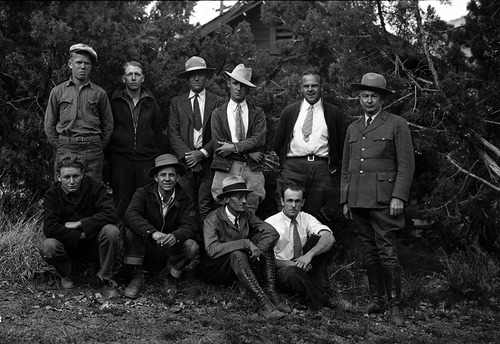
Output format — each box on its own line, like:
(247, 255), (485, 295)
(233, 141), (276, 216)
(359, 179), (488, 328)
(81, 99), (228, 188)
(235, 103), (245, 141)
(302, 105), (314, 142)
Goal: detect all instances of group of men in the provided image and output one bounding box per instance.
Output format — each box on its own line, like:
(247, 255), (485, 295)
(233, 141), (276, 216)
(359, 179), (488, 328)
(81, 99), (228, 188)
(40, 43), (415, 325)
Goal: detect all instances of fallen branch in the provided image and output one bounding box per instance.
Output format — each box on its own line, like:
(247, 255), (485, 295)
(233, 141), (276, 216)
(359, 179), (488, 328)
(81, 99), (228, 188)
(444, 154), (500, 192)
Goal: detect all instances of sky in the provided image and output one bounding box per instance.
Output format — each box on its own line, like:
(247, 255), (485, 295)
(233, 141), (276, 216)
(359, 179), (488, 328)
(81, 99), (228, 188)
(189, 0), (471, 25)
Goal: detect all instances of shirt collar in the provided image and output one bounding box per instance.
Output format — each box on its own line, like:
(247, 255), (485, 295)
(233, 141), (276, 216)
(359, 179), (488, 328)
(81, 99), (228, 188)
(365, 108), (383, 121)
(189, 89), (206, 100)
(281, 210), (300, 226)
(158, 188), (175, 207)
(301, 98), (323, 112)
(225, 206), (237, 223)
(67, 77), (92, 88)
(229, 98), (247, 112)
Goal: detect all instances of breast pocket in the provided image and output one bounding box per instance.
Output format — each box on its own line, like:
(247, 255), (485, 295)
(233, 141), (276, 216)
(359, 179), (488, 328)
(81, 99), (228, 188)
(348, 136), (359, 157)
(373, 133), (395, 155)
(58, 98), (74, 124)
(87, 98), (101, 127)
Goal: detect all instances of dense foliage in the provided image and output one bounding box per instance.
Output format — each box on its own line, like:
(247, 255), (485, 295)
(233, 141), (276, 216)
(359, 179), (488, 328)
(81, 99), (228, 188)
(0, 1), (498, 254)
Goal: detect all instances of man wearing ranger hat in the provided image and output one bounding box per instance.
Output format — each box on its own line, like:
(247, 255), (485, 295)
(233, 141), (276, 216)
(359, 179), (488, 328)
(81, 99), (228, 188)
(169, 56), (224, 226)
(122, 153), (199, 299)
(44, 43), (113, 182)
(341, 72), (415, 326)
(210, 64), (267, 214)
(197, 175), (291, 320)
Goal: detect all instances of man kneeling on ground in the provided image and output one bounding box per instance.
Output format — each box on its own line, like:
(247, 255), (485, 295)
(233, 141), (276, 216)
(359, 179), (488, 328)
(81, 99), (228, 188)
(41, 154), (120, 299)
(196, 175), (292, 320)
(123, 154), (199, 299)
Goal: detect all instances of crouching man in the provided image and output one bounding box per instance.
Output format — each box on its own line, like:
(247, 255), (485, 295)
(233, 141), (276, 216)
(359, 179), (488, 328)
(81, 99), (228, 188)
(196, 175), (291, 320)
(123, 154), (199, 299)
(41, 154), (120, 298)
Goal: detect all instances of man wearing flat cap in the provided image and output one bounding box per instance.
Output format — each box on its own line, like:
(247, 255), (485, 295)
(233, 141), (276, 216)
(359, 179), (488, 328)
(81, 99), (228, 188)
(341, 72), (415, 326)
(210, 64), (267, 214)
(45, 43), (113, 182)
(197, 175), (291, 320)
(122, 153), (199, 299)
(169, 56), (224, 227)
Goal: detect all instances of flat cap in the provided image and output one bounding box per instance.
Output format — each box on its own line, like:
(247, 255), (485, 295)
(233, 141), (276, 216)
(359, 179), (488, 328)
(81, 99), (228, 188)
(69, 43), (98, 63)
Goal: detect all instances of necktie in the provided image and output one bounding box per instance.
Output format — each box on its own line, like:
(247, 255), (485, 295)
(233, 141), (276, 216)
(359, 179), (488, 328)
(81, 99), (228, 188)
(234, 216), (239, 229)
(366, 116), (372, 128)
(291, 219), (302, 259)
(235, 103), (245, 141)
(302, 105), (314, 142)
(193, 93), (202, 131)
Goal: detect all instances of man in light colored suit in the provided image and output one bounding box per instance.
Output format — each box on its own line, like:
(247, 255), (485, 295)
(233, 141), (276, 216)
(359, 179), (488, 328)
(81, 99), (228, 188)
(273, 68), (345, 220)
(341, 72), (415, 326)
(210, 64), (267, 214)
(169, 56), (224, 224)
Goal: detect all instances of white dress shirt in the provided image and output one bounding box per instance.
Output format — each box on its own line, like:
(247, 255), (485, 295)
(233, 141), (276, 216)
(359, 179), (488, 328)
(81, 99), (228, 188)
(189, 89), (206, 152)
(227, 99), (249, 143)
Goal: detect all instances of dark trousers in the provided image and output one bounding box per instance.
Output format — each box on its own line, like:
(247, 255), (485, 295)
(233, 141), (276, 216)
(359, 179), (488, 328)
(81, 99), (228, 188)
(275, 235), (331, 310)
(108, 153), (154, 220)
(54, 136), (103, 182)
(123, 227), (199, 278)
(40, 224), (121, 281)
(177, 159), (214, 221)
(276, 158), (335, 219)
(351, 207), (403, 267)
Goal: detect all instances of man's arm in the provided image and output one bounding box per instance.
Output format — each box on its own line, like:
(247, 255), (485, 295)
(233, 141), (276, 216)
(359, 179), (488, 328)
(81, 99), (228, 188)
(294, 230), (334, 271)
(99, 90), (114, 147)
(169, 193), (198, 243)
(44, 88), (60, 146)
(232, 107), (266, 154)
(203, 213), (252, 259)
(79, 181), (117, 238)
(168, 97), (191, 159)
(124, 188), (158, 237)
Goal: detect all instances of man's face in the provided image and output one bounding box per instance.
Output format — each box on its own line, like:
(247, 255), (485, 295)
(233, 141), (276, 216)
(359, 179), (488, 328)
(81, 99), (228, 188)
(187, 71), (207, 93)
(68, 53), (92, 82)
(122, 65), (144, 92)
(359, 90), (384, 115)
(228, 78), (249, 103)
(154, 166), (179, 194)
(58, 167), (83, 194)
(281, 189), (305, 219)
(225, 192), (248, 215)
(301, 74), (322, 105)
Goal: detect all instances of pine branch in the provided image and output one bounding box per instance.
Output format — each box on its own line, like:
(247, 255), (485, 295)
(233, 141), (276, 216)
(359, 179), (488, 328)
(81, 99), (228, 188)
(444, 154), (500, 192)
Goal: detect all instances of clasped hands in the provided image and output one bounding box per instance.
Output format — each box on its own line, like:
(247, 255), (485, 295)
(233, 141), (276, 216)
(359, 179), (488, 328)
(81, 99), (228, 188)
(293, 254), (312, 272)
(215, 141), (263, 163)
(152, 231), (176, 247)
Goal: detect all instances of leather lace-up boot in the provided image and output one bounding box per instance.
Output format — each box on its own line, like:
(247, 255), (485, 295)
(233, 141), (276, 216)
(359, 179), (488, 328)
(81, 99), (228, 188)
(260, 251), (292, 313)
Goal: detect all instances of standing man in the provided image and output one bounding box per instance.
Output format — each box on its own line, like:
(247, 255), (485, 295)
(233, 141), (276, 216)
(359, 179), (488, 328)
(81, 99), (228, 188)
(274, 68), (345, 219)
(108, 61), (166, 220)
(211, 64), (266, 214)
(265, 183), (335, 311)
(40, 154), (120, 299)
(44, 43), (113, 182)
(169, 56), (224, 224)
(197, 175), (291, 320)
(341, 73), (415, 326)
(123, 154), (199, 299)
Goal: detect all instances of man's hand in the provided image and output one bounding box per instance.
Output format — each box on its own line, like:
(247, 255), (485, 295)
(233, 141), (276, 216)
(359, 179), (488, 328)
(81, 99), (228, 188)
(80, 232), (87, 240)
(152, 232), (177, 247)
(248, 151), (263, 163)
(248, 242), (261, 260)
(390, 197), (404, 216)
(342, 204), (352, 220)
(294, 253), (313, 272)
(215, 141), (236, 157)
(65, 221), (82, 229)
(185, 150), (204, 168)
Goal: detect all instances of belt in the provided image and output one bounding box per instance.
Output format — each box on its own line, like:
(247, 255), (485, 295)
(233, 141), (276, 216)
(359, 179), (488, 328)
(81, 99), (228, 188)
(288, 155), (328, 162)
(58, 135), (101, 143)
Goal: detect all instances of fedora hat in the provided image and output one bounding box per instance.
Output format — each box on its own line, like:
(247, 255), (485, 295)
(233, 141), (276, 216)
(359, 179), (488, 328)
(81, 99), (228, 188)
(351, 72), (394, 96)
(217, 175), (253, 200)
(69, 43), (98, 63)
(224, 64), (256, 88)
(177, 56), (215, 78)
(148, 154), (186, 177)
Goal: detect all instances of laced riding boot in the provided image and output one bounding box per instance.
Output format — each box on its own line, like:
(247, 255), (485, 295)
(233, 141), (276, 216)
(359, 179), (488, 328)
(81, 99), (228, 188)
(383, 265), (404, 326)
(361, 264), (386, 314)
(260, 251), (292, 313)
(232, 253), (286, 320)
(124, 266), (145, 299)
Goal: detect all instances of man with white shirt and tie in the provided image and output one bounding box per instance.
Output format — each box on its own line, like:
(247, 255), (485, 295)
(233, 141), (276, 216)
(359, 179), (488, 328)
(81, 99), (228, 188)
(210, 64), (267, 214)
(265, 183), (336, 311)
(169, 56), (224, 224)
(341, 72), (415, 326)
(273, 68), (345, 220)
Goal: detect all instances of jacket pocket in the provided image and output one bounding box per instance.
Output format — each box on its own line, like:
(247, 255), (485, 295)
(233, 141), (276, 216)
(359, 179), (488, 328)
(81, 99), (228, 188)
(376, 172), (396, 204)
(373, 133), (395, 155)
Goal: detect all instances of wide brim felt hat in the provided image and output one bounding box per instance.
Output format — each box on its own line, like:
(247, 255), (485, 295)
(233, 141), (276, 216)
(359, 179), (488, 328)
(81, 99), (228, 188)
(224, 64), (256, 88)
(217, 175), (253, 199)
(351, 72), (395, 96)
(148, 154), (186, 177)
(177, 56), (215, 78)
(69, 43), (98, 63)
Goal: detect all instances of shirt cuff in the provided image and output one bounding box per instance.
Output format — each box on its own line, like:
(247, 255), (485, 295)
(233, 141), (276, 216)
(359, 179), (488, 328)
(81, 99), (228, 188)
(200, 148), (209, 158)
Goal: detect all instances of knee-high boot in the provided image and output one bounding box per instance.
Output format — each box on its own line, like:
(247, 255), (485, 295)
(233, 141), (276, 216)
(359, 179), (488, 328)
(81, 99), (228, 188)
(232, 253), (286, 320)
(382, 265), (404, 326)
(260, 251), (292, 313)
(361, 264), (386, 314)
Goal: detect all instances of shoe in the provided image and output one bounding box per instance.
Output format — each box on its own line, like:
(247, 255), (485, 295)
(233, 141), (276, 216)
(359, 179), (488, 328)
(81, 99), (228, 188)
(326, 296), (354, 312)
(124, 267), (145, 299)
(162, 275), (179, 296)
(61, 277), (74, 289)
(101, 279), (119, 299)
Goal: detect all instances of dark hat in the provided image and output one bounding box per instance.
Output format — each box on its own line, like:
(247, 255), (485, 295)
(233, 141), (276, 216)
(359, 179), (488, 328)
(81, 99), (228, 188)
(217, 175), (253, 200)
(69, 43), (98, 63)
(351, 72), (394, 96)
(177, 56), (215, 78)
(148, 154), (186, 177)
(224, 64), (256, 88)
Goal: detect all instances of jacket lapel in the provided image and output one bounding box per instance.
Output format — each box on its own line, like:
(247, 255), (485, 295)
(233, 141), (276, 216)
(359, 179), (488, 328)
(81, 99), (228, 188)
(181, 93), (194, 125)
(364, 110), (387, 134)
(203, 93), (214, 129)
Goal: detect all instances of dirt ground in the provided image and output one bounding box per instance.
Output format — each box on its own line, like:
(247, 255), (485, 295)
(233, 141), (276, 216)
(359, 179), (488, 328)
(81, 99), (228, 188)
(1, 227), (499, 344)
